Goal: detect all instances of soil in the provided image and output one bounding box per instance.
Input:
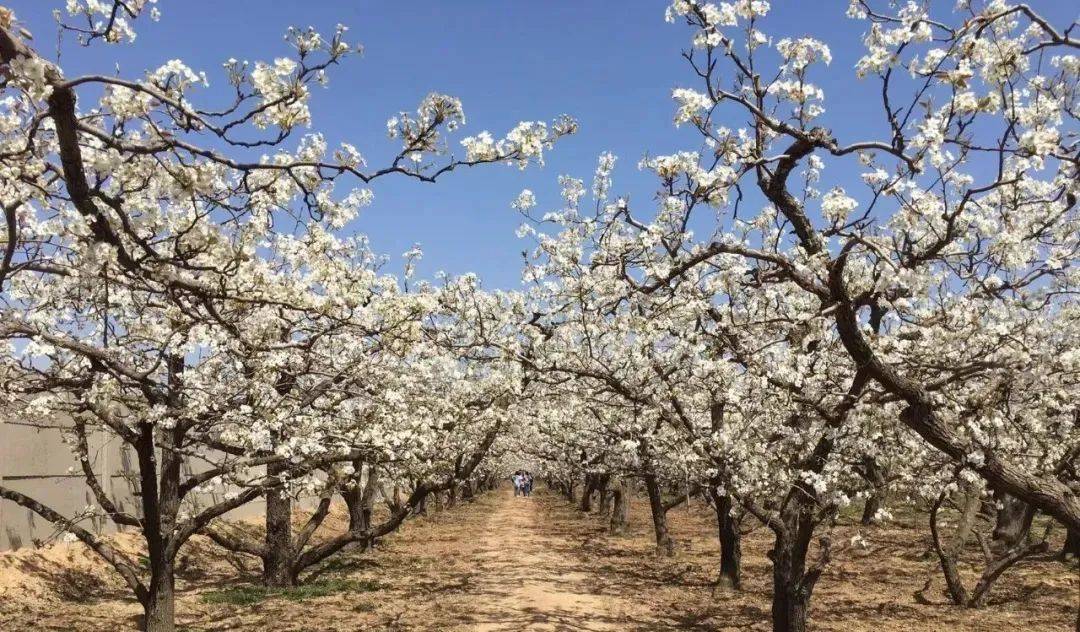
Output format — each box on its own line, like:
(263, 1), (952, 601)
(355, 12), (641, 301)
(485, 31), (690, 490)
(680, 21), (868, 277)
(0, 487), (1076, 630)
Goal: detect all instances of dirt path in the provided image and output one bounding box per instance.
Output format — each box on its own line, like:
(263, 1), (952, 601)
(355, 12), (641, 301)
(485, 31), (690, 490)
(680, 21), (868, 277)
(453, 488), (626, 631)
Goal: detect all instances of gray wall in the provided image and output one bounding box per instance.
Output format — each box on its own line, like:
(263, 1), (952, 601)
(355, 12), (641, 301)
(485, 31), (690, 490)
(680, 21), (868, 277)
(0, 418), (265, 551)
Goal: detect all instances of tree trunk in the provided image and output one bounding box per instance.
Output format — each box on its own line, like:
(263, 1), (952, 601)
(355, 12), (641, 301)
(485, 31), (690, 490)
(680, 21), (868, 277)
(362, 465), (378, 532)
(344, 486), (365, 533)
(643, 470), (674, 555)
(343, 462), (377, 552)
(580, 474), (595, 512)
(770, 559), (809, 632)
(929, 485), (985, 606)
(412, 492), (427, 516)
(771, 579), (808, 632)
(609, 479), (629, 535)
(263, 460), (294, 587)
(859, 456), (886, 525)
(770, 529), (816, 632)
(139, 355), (185, 631)
(597, 474), (611, 515)
(144, 558), (175, 632)
(860, 494), (882, 526)
(992, 491), (1029, 549)
(1063, 527), (1080, 561)
(709, 488), (741, 589)
(768, 486), (827, 632)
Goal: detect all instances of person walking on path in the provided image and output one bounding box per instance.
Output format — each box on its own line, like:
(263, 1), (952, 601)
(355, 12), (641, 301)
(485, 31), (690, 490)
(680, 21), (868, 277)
(523, 472), (534, 497)
(512, 471), (523, 497)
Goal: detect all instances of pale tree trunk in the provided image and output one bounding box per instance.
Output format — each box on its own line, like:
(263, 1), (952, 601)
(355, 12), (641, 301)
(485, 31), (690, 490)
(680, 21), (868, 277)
(343, 462), (375, 550)
(361, 464), (378, 532)
(992, 491), (1030, 549)
(609, 479), (629, 535)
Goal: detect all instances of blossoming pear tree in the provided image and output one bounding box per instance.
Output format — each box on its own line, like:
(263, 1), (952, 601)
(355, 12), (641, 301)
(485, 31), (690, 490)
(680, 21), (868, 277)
(508, 2), (1077, 631)
(650, 0), (1079, 534)
(0, 2), (573, 630)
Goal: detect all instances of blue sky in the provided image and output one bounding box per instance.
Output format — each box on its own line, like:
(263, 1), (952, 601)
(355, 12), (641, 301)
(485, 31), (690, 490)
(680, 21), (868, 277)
(8, 1), (1074, 288)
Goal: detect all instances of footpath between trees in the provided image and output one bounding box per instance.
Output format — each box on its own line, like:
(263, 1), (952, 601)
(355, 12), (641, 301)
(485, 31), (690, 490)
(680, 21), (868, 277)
(1, 485), (1076, 630)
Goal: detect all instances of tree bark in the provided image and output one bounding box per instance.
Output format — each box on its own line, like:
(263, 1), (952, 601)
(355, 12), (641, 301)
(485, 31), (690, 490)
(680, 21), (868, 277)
(597, 474), (611, 515)
(262, 459), (294, 587)
(643, 470), (674, 555)
(929, 491), (971, 605)
(361, 464), (378, 532)
(860, 494), (882, 526)
(858, 456), (887, 525)
(343, 485), (365, 533)
(1063, 527), (1080, 561)
(144, 557), (175, 632)
(342, 465), (376, 551)
(768, 483), (829, 632)
(412, 492), (427, 517)
(992, 491), (1030, 549)
(580, 474), (595, 512)
(771, 533), (811, 632)
(709, 488), (741, 590)
(145, 357), (186, 630)
(609, 479), (629, 535)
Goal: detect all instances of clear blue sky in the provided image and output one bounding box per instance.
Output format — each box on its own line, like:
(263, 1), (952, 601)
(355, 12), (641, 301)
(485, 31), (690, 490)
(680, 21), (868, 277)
(8, 1), (1073, 288)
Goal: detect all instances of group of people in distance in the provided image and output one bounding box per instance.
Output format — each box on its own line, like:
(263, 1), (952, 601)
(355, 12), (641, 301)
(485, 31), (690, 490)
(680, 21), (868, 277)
(511, 470), (534, 497)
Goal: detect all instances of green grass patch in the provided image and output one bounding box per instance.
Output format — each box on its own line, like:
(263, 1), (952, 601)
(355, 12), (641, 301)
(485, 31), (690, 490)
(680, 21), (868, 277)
(201, 578), (381, 606)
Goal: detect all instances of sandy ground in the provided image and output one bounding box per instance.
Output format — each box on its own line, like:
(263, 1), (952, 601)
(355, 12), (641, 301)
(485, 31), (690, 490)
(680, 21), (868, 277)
(0, 486), (1077, 630)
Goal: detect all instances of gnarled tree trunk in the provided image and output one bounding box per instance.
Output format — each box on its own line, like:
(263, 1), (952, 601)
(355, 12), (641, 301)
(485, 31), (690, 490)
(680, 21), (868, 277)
(769, 491), (828, 632)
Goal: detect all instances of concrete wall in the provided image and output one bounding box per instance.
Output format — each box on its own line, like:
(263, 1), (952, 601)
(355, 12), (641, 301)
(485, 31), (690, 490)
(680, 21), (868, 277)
(0, 418), (265, 551)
